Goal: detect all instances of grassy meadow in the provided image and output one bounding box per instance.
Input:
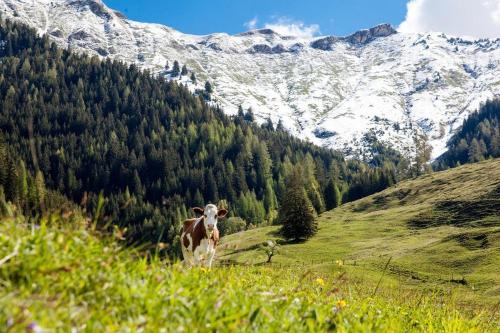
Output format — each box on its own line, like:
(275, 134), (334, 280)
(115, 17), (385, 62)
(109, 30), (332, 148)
(0, 159), (499, 331)
(220, 159), (500, 309)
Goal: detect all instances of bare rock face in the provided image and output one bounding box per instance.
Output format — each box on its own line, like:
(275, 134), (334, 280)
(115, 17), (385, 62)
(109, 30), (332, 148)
(240, 29), (278, 37)
(250, 44), (290, 54)
(67, 0), (112, 20)
(2, 0), (499, 159)
(311, 24), (397, 50)
(310, 36), (342, 50)
(345, 24), (397, 44)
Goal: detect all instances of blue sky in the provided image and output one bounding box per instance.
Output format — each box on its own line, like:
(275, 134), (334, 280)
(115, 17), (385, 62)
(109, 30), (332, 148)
(104, 0), (409, 36)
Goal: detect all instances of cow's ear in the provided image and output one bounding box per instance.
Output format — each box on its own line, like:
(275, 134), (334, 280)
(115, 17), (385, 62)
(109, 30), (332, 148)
(217, 209), (228, 219)
(192, 207), (204, 216)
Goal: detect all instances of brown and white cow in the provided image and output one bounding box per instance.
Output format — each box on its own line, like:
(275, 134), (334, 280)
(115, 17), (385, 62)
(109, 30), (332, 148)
(181, 204), (228, 268)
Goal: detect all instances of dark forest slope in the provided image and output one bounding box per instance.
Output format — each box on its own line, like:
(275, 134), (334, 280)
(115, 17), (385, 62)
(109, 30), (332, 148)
(0, 18), (399, 245)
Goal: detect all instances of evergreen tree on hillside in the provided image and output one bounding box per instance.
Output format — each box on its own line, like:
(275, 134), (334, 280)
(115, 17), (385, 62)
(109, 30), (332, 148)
(324, 179), (341, 210)
(171, 60), (180, 77)
(181, 65), (188, 76)
(244, 108), (255, 123)
(413, 133), (433, 176)
(205, 81), (213, 94)
(190, 72), (196, 83)
(237, 105), (245, 119)
(279, 170), (317, 241)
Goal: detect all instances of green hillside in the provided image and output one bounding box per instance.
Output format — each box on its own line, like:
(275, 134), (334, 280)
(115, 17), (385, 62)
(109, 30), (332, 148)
(1, 160), (498, 331)
(220, 159), (500, 306)
(1, 210), (497, 331)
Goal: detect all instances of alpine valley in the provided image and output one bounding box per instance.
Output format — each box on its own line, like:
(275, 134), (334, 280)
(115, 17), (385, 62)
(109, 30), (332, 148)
(1, 0), (500, 158)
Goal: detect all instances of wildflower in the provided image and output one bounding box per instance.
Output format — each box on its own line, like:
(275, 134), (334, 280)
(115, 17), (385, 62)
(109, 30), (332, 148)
(335, 260), (343, 267)
(337, 299), (347, 309)
(200, 267), (208, 273)
(157, 242), (168, 250)
(26, 322), (44, 333)
(57, 234), (64, 244)
(315, 278), (326, 286)
(113, 226), (127, 241)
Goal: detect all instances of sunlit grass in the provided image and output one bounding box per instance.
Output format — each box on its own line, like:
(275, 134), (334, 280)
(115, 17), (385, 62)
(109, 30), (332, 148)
(0, 215), (497, 332)
(220, 159), (500, 308)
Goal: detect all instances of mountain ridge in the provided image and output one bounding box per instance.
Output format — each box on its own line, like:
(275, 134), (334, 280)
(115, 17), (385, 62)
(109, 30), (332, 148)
(2, 0), (499, 159)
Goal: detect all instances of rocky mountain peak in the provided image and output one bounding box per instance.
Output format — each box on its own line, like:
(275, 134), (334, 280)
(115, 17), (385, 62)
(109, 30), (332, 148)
(0, 1), (498, 160)
(239, 28), (279, 37)
(67, 0), (113, 20)
(345, 23), (397, 44)
(311, 23), (397, 50)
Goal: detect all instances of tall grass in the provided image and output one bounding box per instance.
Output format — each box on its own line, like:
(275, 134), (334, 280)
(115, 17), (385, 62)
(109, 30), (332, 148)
(0, 216), (496, 332)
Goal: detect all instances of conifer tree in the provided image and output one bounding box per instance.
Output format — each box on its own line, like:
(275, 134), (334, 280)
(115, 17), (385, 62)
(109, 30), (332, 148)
(468, 138), (482, 162)
(279, 171), (317, 241)
(205, 81), (213, 94)
(35, 170), (46, 212)
(0, 186), (12, 218)
(171, 60), (180, 77)
(244, 108), (255, 122)
(181, 65), (188, 76)
(18, 160), (28, 211)
(324, 179), (341, 210)
(237, 105), (245, 118)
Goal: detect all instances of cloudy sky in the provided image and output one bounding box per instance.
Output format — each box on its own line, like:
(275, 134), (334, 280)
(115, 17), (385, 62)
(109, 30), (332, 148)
(105, 0), (500, 39)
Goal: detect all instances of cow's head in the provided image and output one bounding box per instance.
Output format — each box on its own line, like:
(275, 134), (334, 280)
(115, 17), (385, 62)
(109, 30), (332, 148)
(193, 204), (228, 232)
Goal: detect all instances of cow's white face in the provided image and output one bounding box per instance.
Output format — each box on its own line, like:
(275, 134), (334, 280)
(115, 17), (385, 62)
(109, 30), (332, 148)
(193, 204), (228, 232)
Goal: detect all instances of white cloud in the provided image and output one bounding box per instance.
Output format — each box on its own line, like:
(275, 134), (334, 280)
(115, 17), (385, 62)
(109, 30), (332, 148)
(244, 17), (258, 30)
(264, 17), (320, 38)
(399, 0), (500, 39)
(244, 16), (320, 38)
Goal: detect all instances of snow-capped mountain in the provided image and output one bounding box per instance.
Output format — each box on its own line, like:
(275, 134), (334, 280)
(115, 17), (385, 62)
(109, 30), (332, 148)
(2, 0), (499, 158)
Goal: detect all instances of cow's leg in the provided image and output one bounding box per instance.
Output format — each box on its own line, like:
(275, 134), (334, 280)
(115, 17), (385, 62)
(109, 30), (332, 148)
(182, 251), (194, 268)
(183, 255), (194, 268)
(193, 251), (202, 267)
(206, 250), (215, 268)
(181, 243), (191, 266)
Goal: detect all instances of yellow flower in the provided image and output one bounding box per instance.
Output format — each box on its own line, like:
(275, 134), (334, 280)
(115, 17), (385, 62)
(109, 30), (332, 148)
(200, 267), (208, 273)
(315, 278), (326, 287)
(337, 299), (347, 309)
(335, 260), (343, 267)
(157, 242), (168, 250)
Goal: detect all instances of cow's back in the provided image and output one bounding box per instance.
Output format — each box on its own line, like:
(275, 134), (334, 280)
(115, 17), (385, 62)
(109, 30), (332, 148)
(182, 218), (197, 234)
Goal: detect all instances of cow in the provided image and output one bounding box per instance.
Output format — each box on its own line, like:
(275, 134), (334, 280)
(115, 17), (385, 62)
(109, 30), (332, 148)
(181, 204), (228, 268)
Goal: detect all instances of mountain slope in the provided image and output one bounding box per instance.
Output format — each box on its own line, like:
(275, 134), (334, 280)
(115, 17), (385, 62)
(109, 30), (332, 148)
(2, 17), (407, 249)
(2, 0), (499, 158)
(220, 159), (500, 303)
(436, 100), (500, 168)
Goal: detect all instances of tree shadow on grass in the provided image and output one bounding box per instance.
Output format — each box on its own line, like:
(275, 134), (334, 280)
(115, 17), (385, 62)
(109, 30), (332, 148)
(277, 238), (308, 245)
(264, 229), (307, 245)
(265, 229), (282, 238)
(221, 243), (261, 256)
